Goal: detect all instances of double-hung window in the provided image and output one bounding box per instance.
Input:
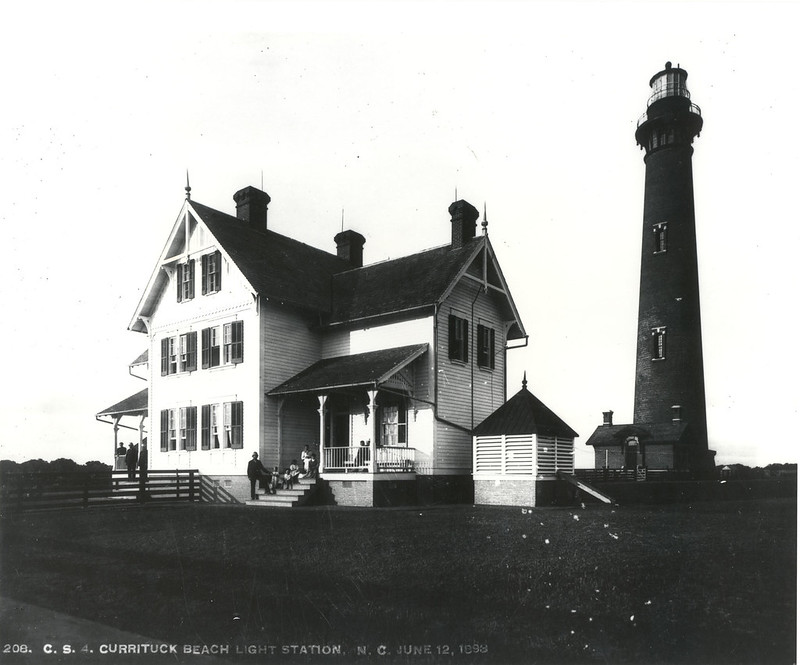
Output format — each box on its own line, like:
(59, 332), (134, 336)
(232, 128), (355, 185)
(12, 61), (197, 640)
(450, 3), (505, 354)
(179, 406), (197, 451)
(477, 324), (496, 369)
(176, 259), (195, 302)
(202, 250), (222, 295)
(202, 321), (243, 368)
(179, 332), (197, 372)
(223, 321), (244, 364)
(448, 314), (469, 362)
(380, 402), (407, 446)
(224, 401), (243, 449)
(161, 332), (197, 375)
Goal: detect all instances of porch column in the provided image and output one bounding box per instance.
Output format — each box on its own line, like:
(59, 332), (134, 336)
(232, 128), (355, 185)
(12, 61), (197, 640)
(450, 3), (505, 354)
(317, 394), (328, 474)
(113, 416), (121, 466)
(367, 389), (378, 473)
(139, 415), (146, 447)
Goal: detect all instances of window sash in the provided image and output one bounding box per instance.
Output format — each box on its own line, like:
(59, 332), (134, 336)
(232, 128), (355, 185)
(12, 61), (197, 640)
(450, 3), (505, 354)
(477, 324), (495, 369)
(448, 314), (469, 362)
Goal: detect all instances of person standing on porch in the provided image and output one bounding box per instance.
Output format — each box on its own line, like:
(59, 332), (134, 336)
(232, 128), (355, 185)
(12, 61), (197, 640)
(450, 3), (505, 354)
(125, 443), (138, 480)
(301, 445), (312, 477)
(247, 452), (269, 500)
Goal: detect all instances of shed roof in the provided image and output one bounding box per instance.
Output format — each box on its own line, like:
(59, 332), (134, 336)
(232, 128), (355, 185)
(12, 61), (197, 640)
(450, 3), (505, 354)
(473, 379), (578, 438)
(97, 388), (148, 418)
(268, 344), (428, 396)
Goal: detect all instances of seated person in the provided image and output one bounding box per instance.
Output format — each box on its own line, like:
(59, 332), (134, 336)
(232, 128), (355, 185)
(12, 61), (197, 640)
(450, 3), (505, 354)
(289, 460), (301, 483)
(270, 466), (281, 493)
(283, 468), (294, 490)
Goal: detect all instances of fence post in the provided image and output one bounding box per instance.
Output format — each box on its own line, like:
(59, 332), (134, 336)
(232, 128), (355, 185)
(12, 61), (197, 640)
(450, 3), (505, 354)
(176, 470), (180, 500)
(189, 471), (195, 502)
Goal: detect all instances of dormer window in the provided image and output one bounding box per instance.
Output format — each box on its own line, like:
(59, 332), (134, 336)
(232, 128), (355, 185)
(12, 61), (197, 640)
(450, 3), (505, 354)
(653, 222), (668, 253)
(176, 259), (195, 302)
(202, 250), (222, 295)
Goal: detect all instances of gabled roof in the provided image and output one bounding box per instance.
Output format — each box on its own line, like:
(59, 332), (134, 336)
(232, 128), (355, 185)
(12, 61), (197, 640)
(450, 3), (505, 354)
(190, 201), (350, 313)
(328, 238), (482, 323)
(585, 422), (692, 447)
(97, 388), (148, 418)
(269, 344), (428, 396)
(473, 380), (578, 439)
(130, 192), (526, 339)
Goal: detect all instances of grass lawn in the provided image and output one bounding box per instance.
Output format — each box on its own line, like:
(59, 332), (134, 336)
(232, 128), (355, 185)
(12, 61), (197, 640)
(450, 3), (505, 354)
(0, 499), (795, 664)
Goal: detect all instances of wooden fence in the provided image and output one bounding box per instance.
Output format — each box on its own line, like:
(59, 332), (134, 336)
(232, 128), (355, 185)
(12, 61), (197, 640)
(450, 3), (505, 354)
(1, 469), (200, 514)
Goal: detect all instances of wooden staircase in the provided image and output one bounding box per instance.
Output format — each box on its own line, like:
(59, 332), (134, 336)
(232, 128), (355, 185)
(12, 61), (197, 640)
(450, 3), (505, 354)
(245, 477), (318, 508)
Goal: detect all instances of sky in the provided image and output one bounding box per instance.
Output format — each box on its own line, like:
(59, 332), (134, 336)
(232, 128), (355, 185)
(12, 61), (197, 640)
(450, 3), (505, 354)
(0, 1), (798, 468)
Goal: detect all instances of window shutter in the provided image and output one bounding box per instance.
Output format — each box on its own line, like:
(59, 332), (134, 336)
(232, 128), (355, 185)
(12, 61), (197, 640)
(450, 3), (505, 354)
(160, 409), (169, 452)
(477, 324), (486, 367)
(231, 401), (243, 449)
(176, 263), (183, 302)
(201, 405), (210, 450)
(201, 254), (208, 295)
(489, 327), (495, 369)
(186, 406), (197, 451)
(448, 315), (457, 360)
(214, 250), (222, 291)
(160, 338), (169, 376)
(201, 328), (210, 369)
(187, 331), (197, 372)
(231, 320), (244, 364)
(187, 258), (195, 299)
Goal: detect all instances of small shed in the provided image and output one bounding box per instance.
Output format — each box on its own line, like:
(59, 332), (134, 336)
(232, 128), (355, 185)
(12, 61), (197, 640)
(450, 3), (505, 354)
(473, 376), (578, 507)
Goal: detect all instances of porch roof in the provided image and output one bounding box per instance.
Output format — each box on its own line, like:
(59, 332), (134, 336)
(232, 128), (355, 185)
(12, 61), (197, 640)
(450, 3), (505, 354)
(268, 344), (428, 396)
(96, 388), (148, 418)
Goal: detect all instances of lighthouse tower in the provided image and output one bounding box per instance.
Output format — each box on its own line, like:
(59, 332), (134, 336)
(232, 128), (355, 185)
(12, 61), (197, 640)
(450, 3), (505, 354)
(586, 63), (715, 475)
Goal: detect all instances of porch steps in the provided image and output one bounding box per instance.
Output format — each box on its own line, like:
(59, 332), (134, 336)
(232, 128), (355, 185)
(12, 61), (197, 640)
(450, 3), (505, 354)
(557, 471), (615, 504)
(245, 477), (318, 508)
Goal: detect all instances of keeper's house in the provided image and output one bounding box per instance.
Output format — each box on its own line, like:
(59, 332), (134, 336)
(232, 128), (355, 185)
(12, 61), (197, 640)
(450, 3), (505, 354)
(473, 376), (578, 506)
(102, 184), (528, 506)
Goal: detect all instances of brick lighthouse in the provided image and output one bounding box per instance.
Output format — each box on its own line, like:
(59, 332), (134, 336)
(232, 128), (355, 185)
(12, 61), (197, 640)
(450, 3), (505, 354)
(587, 63), (715, 475)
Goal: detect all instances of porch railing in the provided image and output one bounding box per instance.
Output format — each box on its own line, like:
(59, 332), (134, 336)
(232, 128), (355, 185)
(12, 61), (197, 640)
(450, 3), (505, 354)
(323, 446), (415, 473)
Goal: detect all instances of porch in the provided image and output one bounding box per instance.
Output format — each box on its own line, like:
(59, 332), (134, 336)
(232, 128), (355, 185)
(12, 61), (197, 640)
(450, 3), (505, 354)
(323, 445), (416, 473)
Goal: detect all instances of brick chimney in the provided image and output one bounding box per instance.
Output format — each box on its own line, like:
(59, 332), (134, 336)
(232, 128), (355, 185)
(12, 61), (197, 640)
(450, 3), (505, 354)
(602, 410), (614, 426)
(448, 200), (479, 248)
(334, 230), (366, 268)
(233, 186), (271, 231)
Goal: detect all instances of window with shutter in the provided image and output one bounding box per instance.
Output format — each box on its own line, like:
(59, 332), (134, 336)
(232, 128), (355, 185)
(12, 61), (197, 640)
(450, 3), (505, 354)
(201, 405), (211, 450)
(223, 321), (244, 365)
(477, 324), (495, 369)
(160, 338), (169, 376)
(185, 406), (197, 451)
(202, 250), (222, 294)
(225, 401), (243, 449)
(448, 314), (469, 362)
(160, 410), (169, 451)
(179, 332), (197, 372)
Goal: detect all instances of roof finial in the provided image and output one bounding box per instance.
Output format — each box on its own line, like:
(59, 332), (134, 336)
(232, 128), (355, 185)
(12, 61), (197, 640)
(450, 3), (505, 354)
(482, 202), (488, 234)
(341, 208), (345, 233)
(522, 372), (528, 390)
(185, 170), (191, 200)
(454, 187), (458, 202)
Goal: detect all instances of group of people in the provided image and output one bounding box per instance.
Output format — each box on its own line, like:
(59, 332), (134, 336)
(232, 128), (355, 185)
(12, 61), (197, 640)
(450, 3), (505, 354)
(116, 441), (148, 480)
(247, 445), (319, 500)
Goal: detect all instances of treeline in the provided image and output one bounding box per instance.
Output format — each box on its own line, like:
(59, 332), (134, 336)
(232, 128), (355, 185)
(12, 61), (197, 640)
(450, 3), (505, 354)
(0, 459), (111, 475)
(718, 462), (797, 479)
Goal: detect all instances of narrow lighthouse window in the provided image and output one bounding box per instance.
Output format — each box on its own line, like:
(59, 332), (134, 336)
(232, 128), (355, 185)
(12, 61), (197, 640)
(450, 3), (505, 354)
(653, 222), (668, 253)
(652, 327), (667, 360)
